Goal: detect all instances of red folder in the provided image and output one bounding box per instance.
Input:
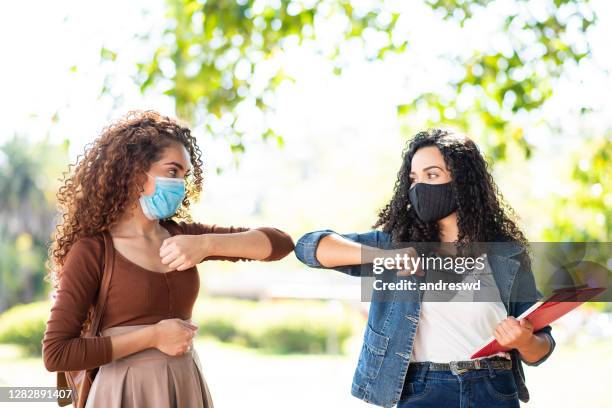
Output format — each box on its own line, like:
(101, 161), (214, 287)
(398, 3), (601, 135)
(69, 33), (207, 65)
(470, 286), (606, 359)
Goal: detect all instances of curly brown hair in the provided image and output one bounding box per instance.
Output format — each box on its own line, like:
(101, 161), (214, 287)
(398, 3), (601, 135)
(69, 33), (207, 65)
(373, 128), (528, 250)
(44, 109), (204, 297)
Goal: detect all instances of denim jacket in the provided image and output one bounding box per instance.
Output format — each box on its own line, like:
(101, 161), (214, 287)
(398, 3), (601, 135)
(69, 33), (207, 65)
(295, 229), (556, 408)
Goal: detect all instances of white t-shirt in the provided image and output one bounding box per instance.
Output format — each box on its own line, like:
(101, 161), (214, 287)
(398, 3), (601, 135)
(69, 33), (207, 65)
(410, 254), (511, 362)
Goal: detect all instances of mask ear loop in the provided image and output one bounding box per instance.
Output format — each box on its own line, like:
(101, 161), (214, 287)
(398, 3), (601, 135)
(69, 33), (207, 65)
(406, 183), (417, 212)
(406, 189), (412, 211)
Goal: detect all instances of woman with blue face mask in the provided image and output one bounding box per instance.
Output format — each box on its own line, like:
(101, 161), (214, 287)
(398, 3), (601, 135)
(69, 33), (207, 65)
(42, 110), (294, 408)
(294, 129), (555, 408)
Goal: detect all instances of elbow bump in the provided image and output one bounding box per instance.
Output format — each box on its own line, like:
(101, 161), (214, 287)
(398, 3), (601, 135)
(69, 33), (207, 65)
(277, 237), (296, 260)
(294, 247), (307, 265)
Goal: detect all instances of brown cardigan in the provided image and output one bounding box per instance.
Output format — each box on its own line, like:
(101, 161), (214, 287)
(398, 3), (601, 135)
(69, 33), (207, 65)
(42, 219), (294, 372)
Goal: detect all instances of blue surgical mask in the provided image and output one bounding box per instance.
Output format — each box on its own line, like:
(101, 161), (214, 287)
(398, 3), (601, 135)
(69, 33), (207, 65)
(139, 173), (186, 220)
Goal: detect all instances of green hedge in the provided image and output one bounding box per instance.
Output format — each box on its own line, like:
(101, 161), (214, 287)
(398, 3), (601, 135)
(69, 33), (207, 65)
(0, 298), (361, 357)
(0, 301), (50, 357)
(192, 298), (359, 354)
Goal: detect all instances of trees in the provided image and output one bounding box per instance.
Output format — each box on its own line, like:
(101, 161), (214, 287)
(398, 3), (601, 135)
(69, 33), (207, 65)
(118, 0), (606, 242)
(126, 0), (596, 162)
(0, 136), (67, 312)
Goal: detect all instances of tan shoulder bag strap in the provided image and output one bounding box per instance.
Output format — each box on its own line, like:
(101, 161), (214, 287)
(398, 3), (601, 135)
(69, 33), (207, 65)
(87, 230), (115, 336)
(57, 231), (116, 407)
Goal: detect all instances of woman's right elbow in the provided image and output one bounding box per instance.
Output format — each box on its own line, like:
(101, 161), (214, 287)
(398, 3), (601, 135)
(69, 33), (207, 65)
(42, 344), (64, 372)
(43, 356), (59, 372)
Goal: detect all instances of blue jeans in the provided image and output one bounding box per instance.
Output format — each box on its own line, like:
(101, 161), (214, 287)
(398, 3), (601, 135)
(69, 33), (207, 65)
(397, 362), (520, 408)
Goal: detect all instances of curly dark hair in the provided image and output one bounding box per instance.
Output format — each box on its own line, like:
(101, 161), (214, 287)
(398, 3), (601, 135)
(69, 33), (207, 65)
(373, 128), (528, 250)
(44, 110), (204, 331)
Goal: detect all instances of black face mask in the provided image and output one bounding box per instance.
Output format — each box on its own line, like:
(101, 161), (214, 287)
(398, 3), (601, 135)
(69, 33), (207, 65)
(408, 181), (457, 222)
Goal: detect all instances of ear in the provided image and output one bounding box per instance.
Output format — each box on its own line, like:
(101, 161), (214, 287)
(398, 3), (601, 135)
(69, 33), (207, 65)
(141, 172), (155, 196)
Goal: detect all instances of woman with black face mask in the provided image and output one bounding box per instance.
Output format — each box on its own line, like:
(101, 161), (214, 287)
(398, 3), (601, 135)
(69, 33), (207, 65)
(294, 129), (555, 408)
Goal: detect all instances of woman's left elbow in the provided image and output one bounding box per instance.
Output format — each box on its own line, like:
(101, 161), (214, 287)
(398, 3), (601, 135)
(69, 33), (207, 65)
(257, 227), (295, 261)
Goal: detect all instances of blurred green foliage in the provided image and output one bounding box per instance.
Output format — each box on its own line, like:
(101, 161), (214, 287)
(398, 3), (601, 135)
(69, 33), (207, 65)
(191, 297), (360, 354)
(123, 0), (596, 162)
(0, 136), (68, 312)
(0, 297), (360, 356)
(124, 0), (407, 156)
(541, 136), (611, 241)
(0, 301), (49, 357)
(401, 0), (595, 161)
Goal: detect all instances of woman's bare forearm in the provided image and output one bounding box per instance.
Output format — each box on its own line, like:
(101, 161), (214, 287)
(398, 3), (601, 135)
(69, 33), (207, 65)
(109, 325), (157, 361)
(315, 234), (383, 267)
(517, 332), (551, 364)
(314, 233), (419, 278)
(202, 230), (273, 260)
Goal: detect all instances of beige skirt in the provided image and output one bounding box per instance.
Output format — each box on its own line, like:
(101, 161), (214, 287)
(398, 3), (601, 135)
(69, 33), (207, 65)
(85, 323), (214, 408)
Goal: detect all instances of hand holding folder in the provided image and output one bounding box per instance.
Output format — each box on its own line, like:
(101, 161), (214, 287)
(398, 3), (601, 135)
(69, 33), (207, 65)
(471, 286), (606, 359)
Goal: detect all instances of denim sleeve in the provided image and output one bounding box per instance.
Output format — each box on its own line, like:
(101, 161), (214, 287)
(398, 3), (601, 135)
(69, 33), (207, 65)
(511, 253), (556, 367)
(294, 229), (387, 277)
